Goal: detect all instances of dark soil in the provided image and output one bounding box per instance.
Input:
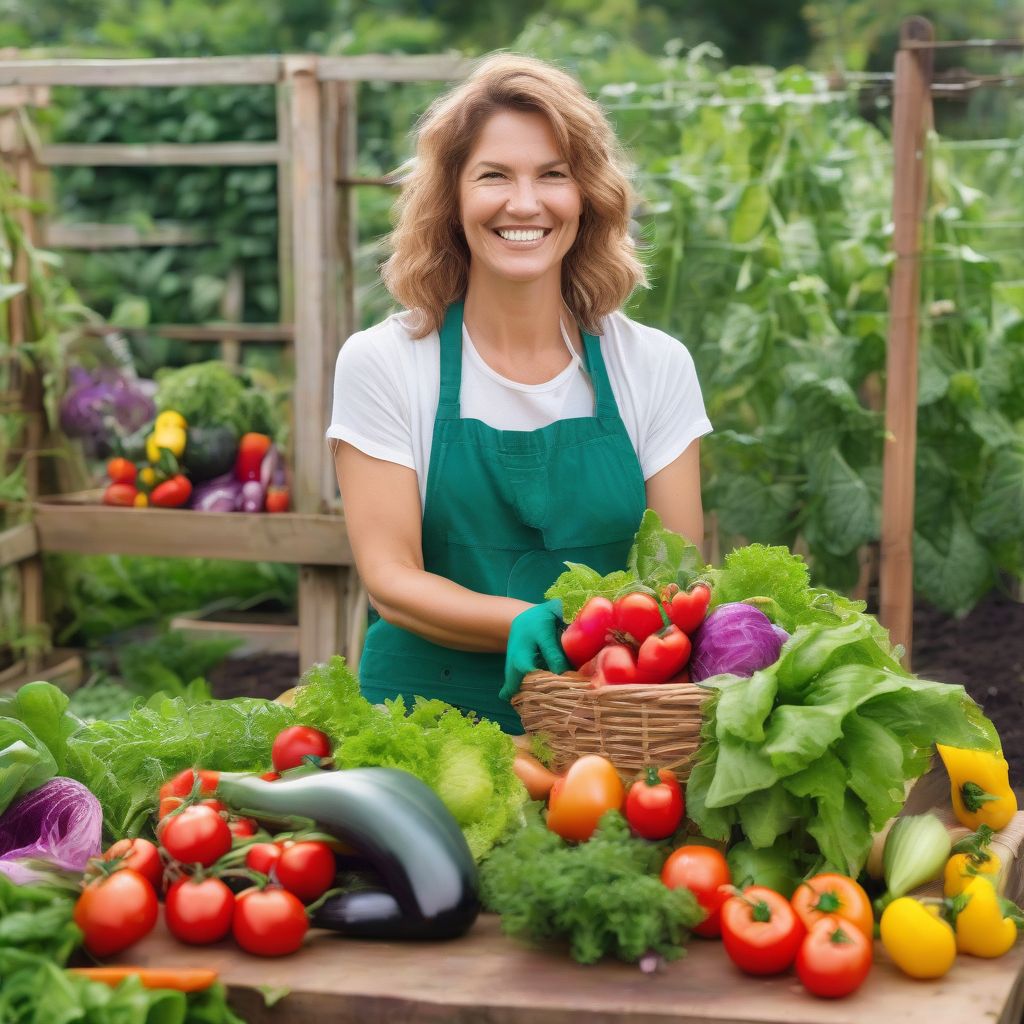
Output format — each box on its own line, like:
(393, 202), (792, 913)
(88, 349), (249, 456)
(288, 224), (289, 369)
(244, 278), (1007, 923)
(202, 591), (1024, 780)
(206, 652), (300, 702)
(913, 589), (1024, 783)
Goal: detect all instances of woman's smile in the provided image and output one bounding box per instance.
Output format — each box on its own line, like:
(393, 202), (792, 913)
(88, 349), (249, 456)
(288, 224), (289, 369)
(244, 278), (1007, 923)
(459, 109), (581, 284)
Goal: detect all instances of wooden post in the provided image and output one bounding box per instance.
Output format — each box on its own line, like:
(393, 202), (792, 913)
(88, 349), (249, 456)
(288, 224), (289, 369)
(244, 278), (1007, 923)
(219, 265), (244, 366)
(323, 80), (367, 665)
(0, 102), (47, 672)
(286, 56), (345, 669)
(879, 17), (935, 663)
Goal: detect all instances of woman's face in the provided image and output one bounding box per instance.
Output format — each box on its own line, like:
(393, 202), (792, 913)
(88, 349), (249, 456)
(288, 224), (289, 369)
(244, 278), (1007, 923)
(458, 109), (582, 285)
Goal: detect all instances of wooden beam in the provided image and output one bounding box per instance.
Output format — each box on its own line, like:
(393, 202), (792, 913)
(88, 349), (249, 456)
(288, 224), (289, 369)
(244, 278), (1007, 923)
(0, 523), (38, 568)
(0, 57), (281, 88)
(40, 142), (280, 168)
(82, 322), (293, 343)
(316, 54), (472, 82)
(879, 17), (935, 664)
(33, 504), (353, 566)
(286, 56), (327, 516)
(41, 221), (210, 249)
(219, 265), (244, 366)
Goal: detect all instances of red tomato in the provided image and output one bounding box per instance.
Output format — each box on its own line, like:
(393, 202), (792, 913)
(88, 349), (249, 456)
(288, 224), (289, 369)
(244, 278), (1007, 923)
(265, 486), (290, 513)
(160, 805), (233, 867)
(560, 597), (615, 669)
(74, 869), (158, 957)
(796, 917), (873, 998)
(102, 482), (138, 507)
(260, 771), (281, 782)
(106, 457), (137, 484)
(720, 886), (805, 975)
(546, 754), (625, 842)
(245, 842), (284, 877)
(150, 474), (192, 508)
(233, 887), (309, 956)
(636, 625), (691, 683)
(276, 842), (337, 903)
(159, 768), (220, 801)
(791, 874), (874, 942)
(271, 726), (332, 772)
(157, 794), (186, 819)
(624, 768), (685, 840)
(612, 592), (664, 646)
(661, 845), (732, 938)
(661, 582), (712, 635)
(592, 643), (638, 685)
(101, 838), (163, 892)
(228, 817), (258, 839)
(165, 877), (235, 945)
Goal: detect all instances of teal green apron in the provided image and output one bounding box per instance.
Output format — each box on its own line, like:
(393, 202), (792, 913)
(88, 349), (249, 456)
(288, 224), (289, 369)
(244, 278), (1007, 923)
(358, 301), (646, 732)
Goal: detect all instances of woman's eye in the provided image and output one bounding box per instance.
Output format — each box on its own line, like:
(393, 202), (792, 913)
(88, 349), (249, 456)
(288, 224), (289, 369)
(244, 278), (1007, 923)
(544, 170), (567, 178)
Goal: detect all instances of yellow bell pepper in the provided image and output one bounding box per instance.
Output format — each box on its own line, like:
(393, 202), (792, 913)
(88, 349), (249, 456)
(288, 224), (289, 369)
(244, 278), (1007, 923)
(146, 411), (188, 463)
(944, 824), (1001, 897)
(880, 897), (957, 979)
(936, 744), (1017, 831)
(952, 876), (1020, 958)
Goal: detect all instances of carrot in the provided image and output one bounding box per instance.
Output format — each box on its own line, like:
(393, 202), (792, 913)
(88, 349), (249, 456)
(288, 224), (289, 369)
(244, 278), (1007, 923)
(68, 967), (219, 993)
(512, 749), (560, 800)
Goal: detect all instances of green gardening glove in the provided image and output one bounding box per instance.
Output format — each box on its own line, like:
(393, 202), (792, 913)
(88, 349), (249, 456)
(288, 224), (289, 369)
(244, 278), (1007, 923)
(500, 599), (570, 703)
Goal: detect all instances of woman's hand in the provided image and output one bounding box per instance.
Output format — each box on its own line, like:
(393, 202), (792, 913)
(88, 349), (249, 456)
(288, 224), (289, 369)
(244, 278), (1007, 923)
(500, 599), (570, 702)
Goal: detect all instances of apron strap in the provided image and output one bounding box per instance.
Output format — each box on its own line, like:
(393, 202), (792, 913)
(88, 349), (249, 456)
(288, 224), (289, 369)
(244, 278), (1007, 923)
(582, 331), (617, 420)
(436, 301), (464, 421)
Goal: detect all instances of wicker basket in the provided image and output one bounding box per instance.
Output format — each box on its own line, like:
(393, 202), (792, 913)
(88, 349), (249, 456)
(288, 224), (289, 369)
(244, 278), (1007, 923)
(511, 670), (708, 781)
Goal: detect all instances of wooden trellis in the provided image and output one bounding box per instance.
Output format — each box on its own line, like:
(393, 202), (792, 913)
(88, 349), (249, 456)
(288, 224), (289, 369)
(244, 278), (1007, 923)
(0, 54), (469, 686)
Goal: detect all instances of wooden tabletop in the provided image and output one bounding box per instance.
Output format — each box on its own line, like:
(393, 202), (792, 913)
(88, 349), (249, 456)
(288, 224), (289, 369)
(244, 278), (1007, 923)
(113, 913), (1024, 1024)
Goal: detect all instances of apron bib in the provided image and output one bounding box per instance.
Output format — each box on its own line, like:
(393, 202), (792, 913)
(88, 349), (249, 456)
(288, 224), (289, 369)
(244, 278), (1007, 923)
(358, 301), (646, 732)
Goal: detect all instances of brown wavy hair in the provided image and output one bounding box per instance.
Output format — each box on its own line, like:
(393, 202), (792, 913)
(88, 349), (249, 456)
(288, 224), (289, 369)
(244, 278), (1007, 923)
(380, 53), (647, 338)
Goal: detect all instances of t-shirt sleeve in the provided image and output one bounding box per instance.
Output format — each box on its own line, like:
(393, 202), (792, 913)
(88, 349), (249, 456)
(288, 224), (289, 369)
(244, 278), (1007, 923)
(326, 328), (416, 470)
(640, 334), (713, 480)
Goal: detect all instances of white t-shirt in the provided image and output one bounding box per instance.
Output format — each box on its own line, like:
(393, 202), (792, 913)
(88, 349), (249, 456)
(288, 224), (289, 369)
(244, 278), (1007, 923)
(327, 309), (712, 509)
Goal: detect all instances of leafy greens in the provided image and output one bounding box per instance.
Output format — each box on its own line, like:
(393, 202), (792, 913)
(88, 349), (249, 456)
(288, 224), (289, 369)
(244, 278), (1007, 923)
(480, 806), (702, 964)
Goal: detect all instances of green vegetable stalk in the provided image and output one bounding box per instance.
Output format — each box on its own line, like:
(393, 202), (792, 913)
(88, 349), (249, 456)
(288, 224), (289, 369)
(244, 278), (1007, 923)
(880, 814), (951, 909)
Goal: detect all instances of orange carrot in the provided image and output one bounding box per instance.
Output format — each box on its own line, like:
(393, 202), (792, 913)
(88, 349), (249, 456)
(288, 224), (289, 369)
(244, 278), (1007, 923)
(513, 749), (560, 800)
(68, 967), (219, 993)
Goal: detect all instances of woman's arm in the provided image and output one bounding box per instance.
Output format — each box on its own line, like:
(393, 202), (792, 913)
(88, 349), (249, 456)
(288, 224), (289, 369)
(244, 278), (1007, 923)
(334, 440), (532, 651)
(644, 439), (705, 556)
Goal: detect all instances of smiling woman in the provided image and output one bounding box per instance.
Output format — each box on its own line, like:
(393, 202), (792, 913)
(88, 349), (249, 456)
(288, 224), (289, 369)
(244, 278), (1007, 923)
(327, 54), (712, 732)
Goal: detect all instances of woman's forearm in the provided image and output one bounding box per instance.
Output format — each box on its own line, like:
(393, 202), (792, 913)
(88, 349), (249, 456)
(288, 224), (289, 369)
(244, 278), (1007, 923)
(368, 564), (533, 652)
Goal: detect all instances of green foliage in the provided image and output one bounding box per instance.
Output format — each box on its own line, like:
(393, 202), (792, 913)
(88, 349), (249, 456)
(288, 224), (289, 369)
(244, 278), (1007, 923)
(46, 554), (297, 646)
(154, 360), (276, 438)
(480, 805), (702, 964)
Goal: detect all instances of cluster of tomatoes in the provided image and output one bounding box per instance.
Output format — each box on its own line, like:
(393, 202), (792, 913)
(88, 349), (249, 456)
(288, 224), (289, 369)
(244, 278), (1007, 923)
(73, 725), (338, 960)
(560, 583), (711, 686)
(540, 754), (872, 998)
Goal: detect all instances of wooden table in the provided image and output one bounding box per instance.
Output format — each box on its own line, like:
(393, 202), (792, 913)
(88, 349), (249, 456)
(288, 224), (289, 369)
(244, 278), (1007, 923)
(115, 914), (1024, 1024)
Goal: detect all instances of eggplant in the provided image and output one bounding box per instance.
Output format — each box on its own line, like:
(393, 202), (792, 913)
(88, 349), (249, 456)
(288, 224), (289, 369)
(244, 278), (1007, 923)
(217, 767), (480, 940)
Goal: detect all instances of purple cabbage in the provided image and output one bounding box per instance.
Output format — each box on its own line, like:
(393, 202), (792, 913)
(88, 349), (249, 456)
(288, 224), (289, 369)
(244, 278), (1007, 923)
(60, 367), (156, 445)
(690, 603), (789, 682)
(0, 777), (102, 884)
(190, 471), (244, 513)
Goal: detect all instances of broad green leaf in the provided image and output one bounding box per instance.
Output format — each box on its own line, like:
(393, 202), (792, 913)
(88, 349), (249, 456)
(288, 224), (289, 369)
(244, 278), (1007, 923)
(684, 753), (736, 841)
(714, 670), (778, 744)
(972, 449), (1024, 542)
(703, 731), (779, 809)
(730, 182), (771, 243)
(806, 792), (872, 875)
(727, 839), (801, 896)
(763, 704), (845, 776)
(782, 750), (847, 809)
(737, 785), (805, 848)
(0, 682), (78, 773)
(626, 509), (703, 591)
(816, 450), (874, 556)
(913, 515), (993, 617)
(839, 714), (907, 828)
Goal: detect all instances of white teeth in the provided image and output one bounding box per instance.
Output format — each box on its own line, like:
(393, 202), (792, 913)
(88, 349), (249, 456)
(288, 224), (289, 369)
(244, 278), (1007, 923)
(497, 229), (546, 242)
